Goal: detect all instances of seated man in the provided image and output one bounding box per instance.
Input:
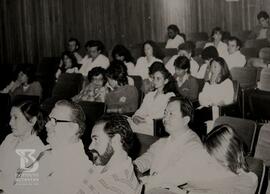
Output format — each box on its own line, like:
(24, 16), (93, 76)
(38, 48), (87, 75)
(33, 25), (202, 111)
(165, 24), (185, 49)
(67, 37), (83, 62)
(225, 36), (246, 70)
(40, 100), (91, 194)
(165, 41), (200, 78)
(77, 114), (141, 194)
(250, 11), (270, 40)
(134, 97), (233, 193)
(79, 40), (110, 76)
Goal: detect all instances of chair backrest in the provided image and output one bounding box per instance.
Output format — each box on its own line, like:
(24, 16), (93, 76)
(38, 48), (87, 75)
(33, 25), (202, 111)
(249, 89), (270, 123)
(240, 47), (259, 60)
(12, 95), (40, 105)
(232, 30), (252, 41)
(259, 47), (270, 64)
(258, 68), (270, 92)
(230, 67), (258, 88)
(213, 116), (258, 156)
(246, 157), (268, 194)
(244, 39), (270, 50)
(232, 80), (240, 104)
(246, 58), (266, 68)
(52, 73), (83, 98)
(195, 40), (207, 49)
(163, 48), (178, 57)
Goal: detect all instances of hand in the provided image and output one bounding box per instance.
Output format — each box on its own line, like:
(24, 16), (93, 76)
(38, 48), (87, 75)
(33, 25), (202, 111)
(132, 115), (146, 125)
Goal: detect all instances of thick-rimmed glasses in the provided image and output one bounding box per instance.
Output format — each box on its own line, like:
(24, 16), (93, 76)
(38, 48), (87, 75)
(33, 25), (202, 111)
(47, 117), (74, 126)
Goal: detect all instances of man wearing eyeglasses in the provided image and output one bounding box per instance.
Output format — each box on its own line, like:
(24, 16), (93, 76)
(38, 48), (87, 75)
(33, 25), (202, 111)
(39, 100), (92, 194)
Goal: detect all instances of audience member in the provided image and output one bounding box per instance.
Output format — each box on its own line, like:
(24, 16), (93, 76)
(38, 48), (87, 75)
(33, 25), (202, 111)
(133, 40), (163, 80)
(173, 56), (199, 102)
(41, 100), (91, 194)
(105, 61), (138, 114)
(0, 101), (46, 192)
(112, 44), (135, 75)
(55, 51), (81, 79)
(165, 24), (185, 49)
(166, 41), (200, 78)
(77, 115), (141, 194)
(6, 64), (42, 99)
(67, 38), (83, 62)
(79, 40), (110, 76)
(197, 46), (219, 79)
(134, 97), (232, 193)
(204, 27), (228, 59)
(250, 11), (270, 40)
(72, 67), (108, 102)
(130, 63), (177, 135)
(225, 36), (246, 69)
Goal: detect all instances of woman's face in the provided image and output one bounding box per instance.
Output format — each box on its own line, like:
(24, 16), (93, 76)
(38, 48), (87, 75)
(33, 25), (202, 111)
(210, 61), (222, 80)
(18, 71), (28, 84)
(144, 43), (153, 57)
(63, 55), (72, 69)
(9, 107), (34, 137)
(153, 71), (167, 90)
(175, 67), (187, 78)
(213, 31), (222, 42)
(91, 74), (104, 88)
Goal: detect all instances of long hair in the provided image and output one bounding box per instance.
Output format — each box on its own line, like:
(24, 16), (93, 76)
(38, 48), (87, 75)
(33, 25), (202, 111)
(204, 124), (249, 174)
(111, 44), (134, 63)
(210, 57), (232, 84)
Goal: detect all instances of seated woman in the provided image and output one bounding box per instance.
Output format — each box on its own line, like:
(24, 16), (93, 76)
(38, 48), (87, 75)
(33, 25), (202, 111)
(201, 125), (258, 194)
(0, 101), (46, 192)
(173, 56), (199, 102)
(105, 60), (138, 114)
(133, 40), (163, 80)
(111, 44), (135, 75)
(204, 27), (228, 59)
(72, 67), (107, 102)
(6, 64), (42, 100)
(195, 57), (234, 137)
(130, 62), (178, 135)
(55, 51), (81, 79)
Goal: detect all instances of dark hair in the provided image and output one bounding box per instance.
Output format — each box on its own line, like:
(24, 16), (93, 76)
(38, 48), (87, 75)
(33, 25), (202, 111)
(87, 67), (107, 85)
(13, 101), (45, 134)
(106, 60), (128, 86)
(68, 38), (80, 50)
(228, 36), (242, 48)
(60, 51), (79, 72)
(167, 24), (180, 35)
(205, 125), (249, 174)
(142, 40), (164, 59)
(111, 44), (134, 63)
(149, 62), (179, 95)
(55, 100), (86, 138)
(15, 64), (37, 84)
(174, 56), (191, 74)
(211, 27), (223, 40)
(148, 62), (165, 76)
(85, 40), (106, 54)
(257, 11), (269, 20)
(201, 46), (219, 61)
(168, 96), (194, 123)
(210, 57), (232, 84)
(95, 114), (135, 155)
(178, 41), (195, 56)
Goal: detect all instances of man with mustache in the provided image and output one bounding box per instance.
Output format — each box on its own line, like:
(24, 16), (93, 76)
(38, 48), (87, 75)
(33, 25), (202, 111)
(76, 114), (141, 194)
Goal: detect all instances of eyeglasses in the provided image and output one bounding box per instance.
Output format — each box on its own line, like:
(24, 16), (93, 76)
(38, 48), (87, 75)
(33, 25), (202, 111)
(47, 117), (74, 126)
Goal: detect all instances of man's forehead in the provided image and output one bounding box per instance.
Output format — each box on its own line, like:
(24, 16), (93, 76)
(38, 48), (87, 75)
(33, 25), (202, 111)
(50, 105), (72, 119)
(91, 122), (107, 137)
(167, 101), (182, 113)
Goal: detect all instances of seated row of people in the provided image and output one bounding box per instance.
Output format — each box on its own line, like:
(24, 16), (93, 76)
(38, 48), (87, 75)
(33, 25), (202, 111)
(0, 98), (258, 194)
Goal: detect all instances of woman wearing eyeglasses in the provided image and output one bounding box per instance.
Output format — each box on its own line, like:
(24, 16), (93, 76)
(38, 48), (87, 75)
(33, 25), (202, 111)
(0, 101), (46, 192)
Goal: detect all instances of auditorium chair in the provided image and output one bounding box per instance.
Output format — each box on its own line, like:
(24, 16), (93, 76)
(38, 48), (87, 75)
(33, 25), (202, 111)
(244, 39), (270, 50)
(186, 32), (209, 42)
(240, 47), (259, 60)
(213, 116), (258, 156)
(259, 47), (270, 64)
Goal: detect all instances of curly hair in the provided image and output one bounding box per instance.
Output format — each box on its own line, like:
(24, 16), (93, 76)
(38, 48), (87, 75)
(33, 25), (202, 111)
(106, 60), (128, 86)
(95, 114), (135, 155)
(111, 44), (134, 63)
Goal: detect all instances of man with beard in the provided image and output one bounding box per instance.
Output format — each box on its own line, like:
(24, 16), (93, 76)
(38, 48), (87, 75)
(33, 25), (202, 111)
(76, 114), (141, 194)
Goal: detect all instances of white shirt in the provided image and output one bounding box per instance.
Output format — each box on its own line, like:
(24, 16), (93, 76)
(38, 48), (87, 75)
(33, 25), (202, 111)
(199, 78), (234, 107)
(205, 41), (229, 59)
(133, 57), (162, 79)
(165, 55), (200, 78)
(165, 34), (185, 49)
(79, 54), (110, 76)
(225, 51), (246, 70)
(125, 61), (135, 75)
